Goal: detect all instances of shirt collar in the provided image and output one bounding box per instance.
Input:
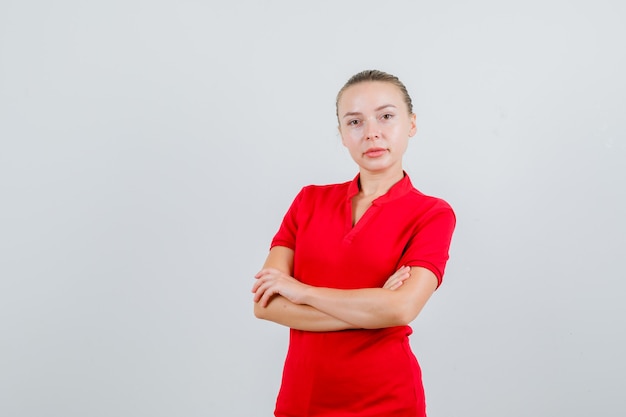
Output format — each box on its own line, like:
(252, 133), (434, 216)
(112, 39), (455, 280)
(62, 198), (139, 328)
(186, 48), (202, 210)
(347, 171), (414, 204)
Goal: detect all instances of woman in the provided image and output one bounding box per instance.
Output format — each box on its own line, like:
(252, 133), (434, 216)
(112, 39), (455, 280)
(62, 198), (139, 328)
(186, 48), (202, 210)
(252, 70), (456, 416)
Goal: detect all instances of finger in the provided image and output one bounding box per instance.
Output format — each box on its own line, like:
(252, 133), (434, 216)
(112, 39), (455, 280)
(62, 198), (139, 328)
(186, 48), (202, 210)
(259, 286), (278, 307)
(252, 285), (262, 302)
(253, 284), (268, 303)
(251, 279), (263, 293)
(384, 275), (401, 289)
(252, 274), (272, 292)
(384, 267), (408, 288)
(385, 271), (411, 290)
(254, 269), (271, 279)
(389, 266), (408, 281)
(253, 279), (271, 302)
(253, 269), (281, 292)
(257, 267), (281, 276)
(395, 265), (410, 275)
(383, 278), (397, 289)
(396, 267), (411, 279)
(254, 275), (281, 303)
(390, 281), (403, 290)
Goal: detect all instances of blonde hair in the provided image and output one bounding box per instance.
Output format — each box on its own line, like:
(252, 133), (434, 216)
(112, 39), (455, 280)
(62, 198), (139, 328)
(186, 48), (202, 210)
(335, 70), (414, 119)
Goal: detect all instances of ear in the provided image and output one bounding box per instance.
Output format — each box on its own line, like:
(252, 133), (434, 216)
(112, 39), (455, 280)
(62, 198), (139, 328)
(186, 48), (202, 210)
(408, 113), (417, 137)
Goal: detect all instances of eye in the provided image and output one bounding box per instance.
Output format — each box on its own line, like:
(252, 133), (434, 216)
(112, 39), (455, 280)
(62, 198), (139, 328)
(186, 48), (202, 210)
(348, 119), (360, 126)
(381, 113), (394, 120)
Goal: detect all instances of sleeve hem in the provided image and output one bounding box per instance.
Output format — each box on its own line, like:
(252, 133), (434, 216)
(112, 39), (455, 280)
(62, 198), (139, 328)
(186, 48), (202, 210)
(270, 240), (295, 251)
(405, 261), (444, 289)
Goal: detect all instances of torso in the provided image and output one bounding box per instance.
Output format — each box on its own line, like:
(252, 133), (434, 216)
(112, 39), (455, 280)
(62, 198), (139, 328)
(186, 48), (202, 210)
(270, 173), (455, 417)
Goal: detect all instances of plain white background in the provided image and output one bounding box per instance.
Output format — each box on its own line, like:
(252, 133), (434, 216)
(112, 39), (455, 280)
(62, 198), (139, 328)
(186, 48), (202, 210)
(1, 1), (625, 416)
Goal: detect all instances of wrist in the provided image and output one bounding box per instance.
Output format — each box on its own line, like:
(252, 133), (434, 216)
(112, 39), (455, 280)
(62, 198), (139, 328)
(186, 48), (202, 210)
(300, 284), (315, 305)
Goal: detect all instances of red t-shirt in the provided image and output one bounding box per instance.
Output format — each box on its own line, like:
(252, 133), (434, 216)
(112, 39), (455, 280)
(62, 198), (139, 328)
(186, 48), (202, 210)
(270, 173), (456, 417)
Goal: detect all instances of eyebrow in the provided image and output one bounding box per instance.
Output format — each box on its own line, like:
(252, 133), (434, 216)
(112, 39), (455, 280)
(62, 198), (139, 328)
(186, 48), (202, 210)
(341, 104), (397, 119)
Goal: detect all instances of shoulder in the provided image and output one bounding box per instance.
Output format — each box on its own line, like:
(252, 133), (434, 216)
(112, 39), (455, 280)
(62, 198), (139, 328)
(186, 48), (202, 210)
(399, 184), (456, 248)
(283, 179), (351, 215)
(402, 182), (456, 225)
(297, 179), (352, 201)
(409, 188), (454, 212)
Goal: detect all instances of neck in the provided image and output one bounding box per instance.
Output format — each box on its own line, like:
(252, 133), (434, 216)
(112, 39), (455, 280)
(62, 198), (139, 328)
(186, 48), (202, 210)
(358, 168), (405, 197)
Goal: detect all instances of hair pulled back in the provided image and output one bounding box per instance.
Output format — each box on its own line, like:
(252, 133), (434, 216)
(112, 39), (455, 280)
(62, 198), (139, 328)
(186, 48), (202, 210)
(335, 70), (414, 119)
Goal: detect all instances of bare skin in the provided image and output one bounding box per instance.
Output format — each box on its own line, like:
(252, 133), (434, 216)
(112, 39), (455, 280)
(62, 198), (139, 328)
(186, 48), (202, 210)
(252, 247), (437, 330)
(252, 80), (438, 331)
(252, 247), (416, 331)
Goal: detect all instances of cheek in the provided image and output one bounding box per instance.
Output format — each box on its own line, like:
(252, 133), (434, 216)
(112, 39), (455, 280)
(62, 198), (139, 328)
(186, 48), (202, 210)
(390, 127), (410, 150)
(341, 131), (359, 147)
(393, 125), (410, 140)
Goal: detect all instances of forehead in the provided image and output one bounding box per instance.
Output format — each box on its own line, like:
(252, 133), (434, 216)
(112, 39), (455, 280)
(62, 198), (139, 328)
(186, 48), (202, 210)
(338, 81), (406, 111)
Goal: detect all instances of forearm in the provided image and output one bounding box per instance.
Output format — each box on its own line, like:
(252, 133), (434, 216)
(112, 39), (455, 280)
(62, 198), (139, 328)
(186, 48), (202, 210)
(301, 268), (438, 329)
(253, 248), (436, 330)
(301, 287), (407, 329)
(254, 295), (359, 332)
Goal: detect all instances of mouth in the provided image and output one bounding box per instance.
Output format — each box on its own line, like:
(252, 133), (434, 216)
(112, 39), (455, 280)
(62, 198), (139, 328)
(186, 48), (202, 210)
(363, 147), (387, 158)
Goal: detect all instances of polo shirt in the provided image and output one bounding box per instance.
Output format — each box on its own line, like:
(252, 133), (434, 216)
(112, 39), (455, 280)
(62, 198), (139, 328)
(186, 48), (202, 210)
(270, 172), (456, 417)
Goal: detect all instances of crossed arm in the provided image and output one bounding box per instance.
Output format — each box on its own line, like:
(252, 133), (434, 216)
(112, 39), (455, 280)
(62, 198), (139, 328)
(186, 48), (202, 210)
(252, 246), (438, 331)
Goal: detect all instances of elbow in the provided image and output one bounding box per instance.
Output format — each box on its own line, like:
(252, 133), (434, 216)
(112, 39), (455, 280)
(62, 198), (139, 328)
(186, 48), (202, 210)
(389, 299), (421, 327)
(384, 281), (434, 326)
(387, 310), (414, 327)
(396, 309), (419, 326)
(253, 302), (267, 319)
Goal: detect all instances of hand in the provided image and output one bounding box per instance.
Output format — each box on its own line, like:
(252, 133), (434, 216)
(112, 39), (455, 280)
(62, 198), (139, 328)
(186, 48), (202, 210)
(252, 268), (309, 307)
(382, 266), (411, 290)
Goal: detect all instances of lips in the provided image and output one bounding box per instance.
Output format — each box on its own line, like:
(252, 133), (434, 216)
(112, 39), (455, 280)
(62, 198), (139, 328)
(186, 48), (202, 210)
(364, 147), (387, 158)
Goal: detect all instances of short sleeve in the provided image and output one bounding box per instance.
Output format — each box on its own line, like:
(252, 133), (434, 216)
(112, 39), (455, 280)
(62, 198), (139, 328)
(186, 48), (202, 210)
(398, 205), (456, 288)
(270, 187), (306, 251)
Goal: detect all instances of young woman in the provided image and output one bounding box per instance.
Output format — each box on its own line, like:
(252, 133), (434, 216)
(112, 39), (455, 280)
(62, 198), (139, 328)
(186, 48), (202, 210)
(252, 70), (456, 417)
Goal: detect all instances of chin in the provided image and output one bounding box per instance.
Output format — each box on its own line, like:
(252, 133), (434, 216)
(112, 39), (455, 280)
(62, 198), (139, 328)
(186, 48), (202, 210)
(360, 159), (403, 174)
(361, 165), (393, 174)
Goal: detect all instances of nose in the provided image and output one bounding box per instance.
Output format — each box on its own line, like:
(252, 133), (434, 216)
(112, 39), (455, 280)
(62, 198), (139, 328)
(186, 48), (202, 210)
(364, 119), (381, 140)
